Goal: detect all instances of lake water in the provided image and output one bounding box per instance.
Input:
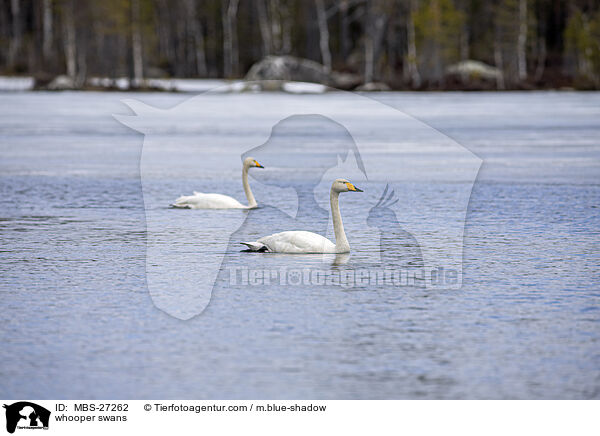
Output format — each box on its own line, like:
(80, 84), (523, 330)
(0, 90), (598, 399)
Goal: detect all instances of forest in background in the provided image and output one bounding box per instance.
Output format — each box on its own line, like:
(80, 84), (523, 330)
(0, 0), (599, 90)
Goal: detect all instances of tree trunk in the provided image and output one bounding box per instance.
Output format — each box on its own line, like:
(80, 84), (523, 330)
(459, 0), (469, 61)
(405, 0), (421, 88)
(42, 0), (53, 62)
(131, 0), (144, 86)
(280, 1), (292, 54)
(364, 13), (386, 83)
(193, 19), (207, 77)
(431, 0), (443, 82)
(222, 0), (239, 78)
(534, 36), (546, 82)
(76, 36), (87, 87)
(315, 0), (332, 72)
(155, 0), (173, 75)
(175, 10), (185, 77)
(184, 0), (207, 76)
(269, 0), (282, 53)
(364, 1), (387, 84)
(8, 0), (22, 68)
(340, 0), (350, 60)
(460, 20), (469, 60)
(62, 2), (76, 80)
(257, 0), (272, 57)
(364, 1), (374, 84)
(517, 0), (527, 82)
(494, 25), (505, 90)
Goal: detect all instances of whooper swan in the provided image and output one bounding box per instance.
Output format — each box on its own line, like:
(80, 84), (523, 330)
(241, 178), (362, 253)
(171, 157), (264, 209)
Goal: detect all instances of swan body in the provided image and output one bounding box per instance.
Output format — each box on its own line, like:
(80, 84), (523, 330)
(171, 157), (263, 209)
(242, 231), (337, 253)
(174, 192), (247, 209)
(241, 178), (362, 253)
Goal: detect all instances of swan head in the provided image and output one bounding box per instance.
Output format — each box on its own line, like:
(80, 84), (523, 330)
(332, 178), (363, 193)
(243, 156), (264, 169)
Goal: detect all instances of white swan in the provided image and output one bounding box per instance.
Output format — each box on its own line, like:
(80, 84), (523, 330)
(241, 178), (362, 253)
(171, 157), (264, 209)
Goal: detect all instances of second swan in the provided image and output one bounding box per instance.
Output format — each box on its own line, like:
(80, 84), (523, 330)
(171, 157), (264, 209)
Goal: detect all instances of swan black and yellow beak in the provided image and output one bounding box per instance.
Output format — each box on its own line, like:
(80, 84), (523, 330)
(346, 182), (363, 192)
(254, 160), (264, 168)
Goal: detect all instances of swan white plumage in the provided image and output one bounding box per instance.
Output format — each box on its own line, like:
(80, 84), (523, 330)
(241, 178), (362, 253)
(171, 157), (264, 209)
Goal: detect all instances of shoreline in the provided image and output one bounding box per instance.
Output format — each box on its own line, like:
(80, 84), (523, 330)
(0, 76), (592, 94)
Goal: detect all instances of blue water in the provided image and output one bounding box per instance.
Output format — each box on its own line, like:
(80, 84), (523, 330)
(0, 91), (599, 399)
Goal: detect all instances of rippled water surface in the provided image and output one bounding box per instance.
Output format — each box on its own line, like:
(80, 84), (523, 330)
(0, 91), (599, 399)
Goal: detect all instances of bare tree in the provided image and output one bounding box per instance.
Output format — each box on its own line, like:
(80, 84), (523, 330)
(222, 0), (239, 77)
(364, 1), (386, 84)
(76, 27), (87, 87)
(184, 0), (207, 76)
(269, 0), (282, 53)
(256, 0), (272, 57)
(494, 21), (505, 90)
(405, 0), (421, 87)
(279, 0), (292, 54)
(534, 35), (546, 82)
(62, 1), (76, 80)
(8, 0), (21, 68)
(267, 0), (292, 54)
(315, 0), (332, 72)
(131, 0), (144, 86)
(339, 0), (350, 59)
(459, 0), (469, 60)
(517, 0), (527, 81)
(42, 0), (53, 61)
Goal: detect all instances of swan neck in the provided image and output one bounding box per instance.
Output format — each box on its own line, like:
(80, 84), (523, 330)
(242, 164), (257, 208)
(330, 188), (349, 253)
